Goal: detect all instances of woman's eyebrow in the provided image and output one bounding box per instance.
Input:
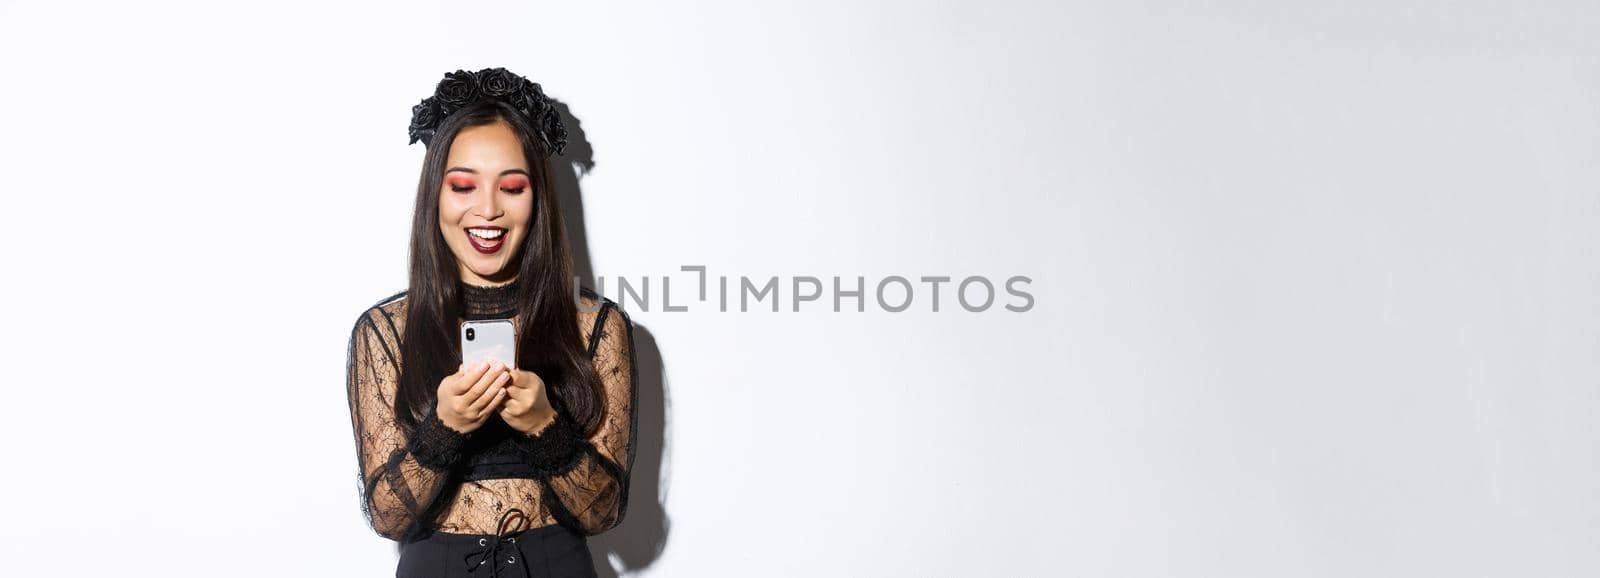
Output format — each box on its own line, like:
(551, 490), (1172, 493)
(446, 167), (530, 177)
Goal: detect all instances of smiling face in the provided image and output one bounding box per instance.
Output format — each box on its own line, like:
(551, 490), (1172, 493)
(438, 119), (535, 286)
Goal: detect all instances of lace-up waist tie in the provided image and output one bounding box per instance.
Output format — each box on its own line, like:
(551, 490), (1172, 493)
(464, 508), (534, 578)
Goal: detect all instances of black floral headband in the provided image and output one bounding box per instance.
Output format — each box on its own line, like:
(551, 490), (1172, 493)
(407, 67), (568, 156)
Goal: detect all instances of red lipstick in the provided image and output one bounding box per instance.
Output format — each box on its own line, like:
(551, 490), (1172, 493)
(465, 226), (506, 254)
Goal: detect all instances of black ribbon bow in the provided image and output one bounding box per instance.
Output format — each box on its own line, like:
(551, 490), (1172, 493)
(464, 508), (533, 577)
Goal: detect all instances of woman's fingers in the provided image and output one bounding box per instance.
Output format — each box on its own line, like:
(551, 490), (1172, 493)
(468, 370), (512, 414)
(479, 387), (509, 419)
(461, 361), (505, 399)
(454, 361), (491, 395)
(506, 368), (541, 392)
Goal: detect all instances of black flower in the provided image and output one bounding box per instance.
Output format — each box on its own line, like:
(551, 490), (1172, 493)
(479, 67), (519, 97)
(407, 98), (440, 145)
(541, 109), (568, 156)
(435, 69), (480, 105)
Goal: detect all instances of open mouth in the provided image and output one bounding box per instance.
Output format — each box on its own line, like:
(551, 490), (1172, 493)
(465, 227), (507, 254)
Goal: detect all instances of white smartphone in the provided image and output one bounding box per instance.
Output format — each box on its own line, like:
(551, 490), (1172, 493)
(460, 318), (517, 368)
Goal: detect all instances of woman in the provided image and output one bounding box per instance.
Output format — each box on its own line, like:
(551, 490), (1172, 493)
(345, 67), (636, 578)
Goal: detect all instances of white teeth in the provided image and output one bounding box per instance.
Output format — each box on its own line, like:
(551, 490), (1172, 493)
(467, 228), (505, 240)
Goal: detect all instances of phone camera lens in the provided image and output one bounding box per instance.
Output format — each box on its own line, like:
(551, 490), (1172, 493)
(465, 328), (475, 341)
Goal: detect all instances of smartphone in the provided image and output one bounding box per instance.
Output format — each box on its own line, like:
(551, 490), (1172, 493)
(460, 318), (517, 369)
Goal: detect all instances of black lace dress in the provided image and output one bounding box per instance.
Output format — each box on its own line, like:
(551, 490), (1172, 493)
(345, 278), (636, 577)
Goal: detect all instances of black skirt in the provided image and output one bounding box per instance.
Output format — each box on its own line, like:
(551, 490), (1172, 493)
(396, 509), (597, 578)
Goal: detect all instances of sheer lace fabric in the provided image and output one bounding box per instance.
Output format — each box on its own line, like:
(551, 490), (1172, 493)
(345, 281), (636, 541)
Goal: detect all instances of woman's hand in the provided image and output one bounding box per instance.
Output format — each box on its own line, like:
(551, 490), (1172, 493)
(436, 360), (511, 434)
(501, 367), (557, 435)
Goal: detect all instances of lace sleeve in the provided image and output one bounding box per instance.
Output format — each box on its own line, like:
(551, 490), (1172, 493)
(537, 304), (638, 536)
(345, 306), (468, 541)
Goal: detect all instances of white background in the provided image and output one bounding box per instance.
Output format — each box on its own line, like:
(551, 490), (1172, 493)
(1, 1), (1597, 576)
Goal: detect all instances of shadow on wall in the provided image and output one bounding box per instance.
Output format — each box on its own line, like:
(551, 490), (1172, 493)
(589, 324), (669, 576)
(551, 100), (672, 577)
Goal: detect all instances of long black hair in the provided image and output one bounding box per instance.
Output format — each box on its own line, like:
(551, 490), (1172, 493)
(392, 98), (602, 438)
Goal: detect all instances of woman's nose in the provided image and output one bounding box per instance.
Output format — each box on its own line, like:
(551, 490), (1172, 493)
(474, 188), (501, 217)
